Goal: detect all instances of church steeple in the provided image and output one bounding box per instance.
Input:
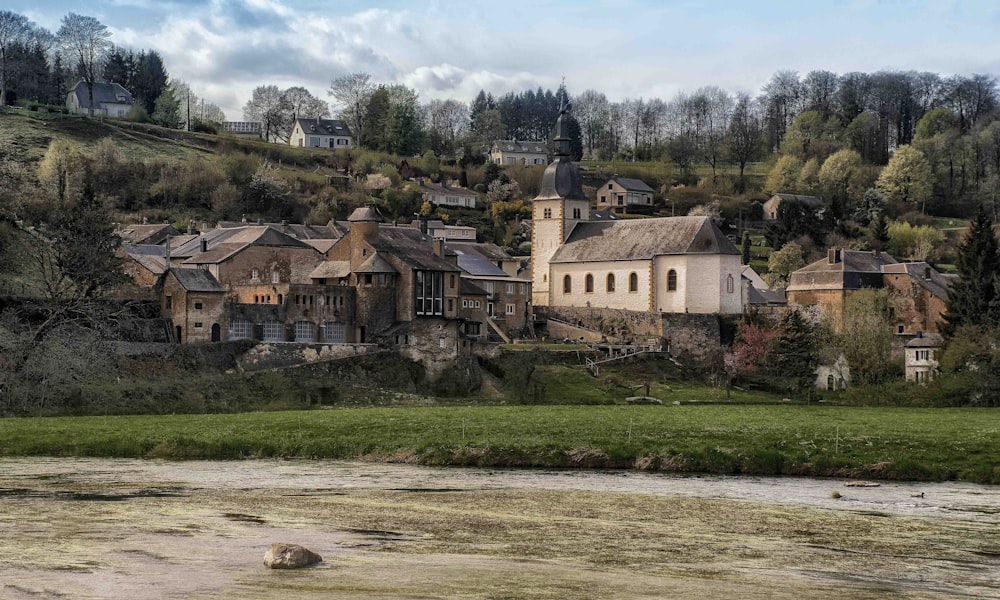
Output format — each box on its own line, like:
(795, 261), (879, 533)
(534, 100), (586, 201)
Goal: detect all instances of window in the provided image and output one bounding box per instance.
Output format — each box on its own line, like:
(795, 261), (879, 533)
(251, 269), (259, 281)
(606, 274), (615, 293)
(506, 283), (514, 294)
(228, 319), (252, 340)
(450, 274), (456, 289)
(608, 183), (613, 190)
(165, 296), (172, 309)
(448, 299), (454, 312)
(543, 208), (552, 219)
(484, 281), (494, 295)
(667, 269), (677, 292)
(585, 274), (594, 293)
(617, 195), (624, 206)
(600, 195), (606, 203)
(271, 271), (280, 284)
(262, 321), (283, 342)
(629, 272), (638, 292)
(194, 322), (203, 329)
(474, 300), (481, 308)
(462, 299), (468, 308)
(726, 274), (734, 293)
(563, 275), (572, 294)
(827, 374), (835, 391)
(294, 321), (315, 342)
(194, 302), (203, 310)
(520, 284), (526, 295)
(506, 303), (515, 315)
(573, 208), (581, 219)
(897, 325), (905, 334)
(254, 295), (260, 304)
(415, 270), (444, 316)
(364, 274), (373, 285)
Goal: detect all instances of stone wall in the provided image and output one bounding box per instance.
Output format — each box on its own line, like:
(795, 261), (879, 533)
(237, 342), (381, 371)
(537, 305), (722, 363)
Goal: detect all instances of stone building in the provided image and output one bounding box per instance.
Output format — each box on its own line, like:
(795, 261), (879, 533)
(786, 249), (952, 335)
(531, 104), (744, 315)
(905, 333), (942, 383)
(160, 268), (227, 343)
(596, 176), (656, 214)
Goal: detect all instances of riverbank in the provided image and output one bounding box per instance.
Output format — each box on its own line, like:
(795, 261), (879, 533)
(1, 405), (997, 482)
(2, 458), (997, 599)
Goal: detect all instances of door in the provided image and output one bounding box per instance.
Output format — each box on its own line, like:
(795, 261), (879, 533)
(175, 325), (182, 343)
(211, 323), (221, 342)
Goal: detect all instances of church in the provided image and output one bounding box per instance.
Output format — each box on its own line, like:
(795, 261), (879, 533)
(531, 107), (745, 315)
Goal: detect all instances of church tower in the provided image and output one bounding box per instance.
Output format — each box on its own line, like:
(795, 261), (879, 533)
(531, 102), (590, 306)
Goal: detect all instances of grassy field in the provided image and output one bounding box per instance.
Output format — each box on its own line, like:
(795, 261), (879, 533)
(1, 404), (996, 482)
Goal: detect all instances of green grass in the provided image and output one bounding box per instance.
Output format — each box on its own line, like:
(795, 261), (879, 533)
(1, 405), (996, 482)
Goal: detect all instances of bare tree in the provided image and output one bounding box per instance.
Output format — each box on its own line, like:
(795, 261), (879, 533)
(424, 99), (468, 154)
(727, 93), (764, 189)
(242, 85), (288, 142)
(573, 89), (609, 158)
(280, 86), (329, 142)
(328, 72), (374, 141)
(57, 13), (111, 117)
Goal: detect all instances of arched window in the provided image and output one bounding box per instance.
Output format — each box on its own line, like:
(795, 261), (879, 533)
(629, 272), (638, 292)
(726, 274), (734, 293)
(563, 275), (572, 294)
(585, 274), (594, 293)
(827, 374), (835, 391)
(667, 269), (677, 291)
(606, 273), (615, 293)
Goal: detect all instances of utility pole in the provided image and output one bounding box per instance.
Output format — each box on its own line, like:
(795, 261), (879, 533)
(186, 91), (191, 131)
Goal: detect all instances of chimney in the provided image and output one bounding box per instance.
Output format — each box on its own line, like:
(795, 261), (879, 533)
(827, 248), (840, 264)
(241, 213), (247, 224)
(187, 219), (196, 235)
(281, 219), (288, 232)
(200, 238), (208, 253)
(257, 217), (264, 226)
(418, 217), (428, 235)
(433, 238), (444, 258)
(924, 266), (931, 280)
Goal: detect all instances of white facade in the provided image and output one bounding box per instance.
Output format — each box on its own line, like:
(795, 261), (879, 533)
(905, 345), (940, 383)
(531, 196), (590, 305)
(289, 119), (353, 149)
(550, 260), (652, 312)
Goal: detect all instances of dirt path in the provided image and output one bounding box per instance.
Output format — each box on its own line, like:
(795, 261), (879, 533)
(1, 459), (997, 599)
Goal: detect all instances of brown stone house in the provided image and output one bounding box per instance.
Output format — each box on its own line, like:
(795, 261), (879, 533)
(786, 248), (951, 335)
(120, 244), (167, 287)
(320, 207), (466, 350)
(762, 194), (824, 221)
(160, 268), (227, 343)
(596, 176), (655, 214)
(447, 242), (532, 340)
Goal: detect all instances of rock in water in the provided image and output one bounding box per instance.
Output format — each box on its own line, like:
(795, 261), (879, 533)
(264, 543), (322, 569)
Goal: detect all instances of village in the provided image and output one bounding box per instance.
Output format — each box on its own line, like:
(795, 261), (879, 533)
(109, 102), (951, 391)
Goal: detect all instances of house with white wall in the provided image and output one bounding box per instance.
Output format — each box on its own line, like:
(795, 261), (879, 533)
(289, 117), (353, 149)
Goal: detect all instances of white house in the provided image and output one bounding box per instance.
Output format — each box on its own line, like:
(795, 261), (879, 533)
(66, 81), (133, 117)
(415, 180), (479, 209)
(531, 108), (744, 315)
(905, 333), (942, 383)
(490, 140), (548, 165)
(289, 117), (353, 149)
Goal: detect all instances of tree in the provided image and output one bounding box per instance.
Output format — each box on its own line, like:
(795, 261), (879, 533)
(726, 93), (763, 190)
(152, 88), (181, 128)
(0, 11), (33, 106)
(242, 85), (287, 142)
(57, 13), (111, 117)
(819, 149), (864, 205)
(763, 241), (805, 288)
(943, 205), (1000, 335)
(360, 86), (391, 151)
(486, 178), (521, 204)
(424, 99), (468, 156)
(741, 232), (752, 265)
(102, 45), (135, 92)
(876, 145), (933, 212)
(37, 140), (82, 205)
(389, 93), (425, 155)
(887, 221), (944, 261)
(133, 50), (167, 115)
(839, 289), (896, 385)
(768, 308), (819, 398)
(280, 86), (328, 141)
(764, 155), (804, 193)
(329, 72), (374, 142)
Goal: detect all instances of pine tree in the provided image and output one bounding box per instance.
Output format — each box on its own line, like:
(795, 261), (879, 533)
(768, 309), (818, 398)
(943, 205), (1000, 335)
(741, 232), (752, 265)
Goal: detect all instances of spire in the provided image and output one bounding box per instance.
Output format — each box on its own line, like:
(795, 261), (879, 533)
(554, 97), (573, 159)
(534, 100), (586, 201)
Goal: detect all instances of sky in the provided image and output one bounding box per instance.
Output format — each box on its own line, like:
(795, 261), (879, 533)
(8, 0), (1000, 120)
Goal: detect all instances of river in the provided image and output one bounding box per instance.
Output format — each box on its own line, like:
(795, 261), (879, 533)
(1, 458), (997, 599)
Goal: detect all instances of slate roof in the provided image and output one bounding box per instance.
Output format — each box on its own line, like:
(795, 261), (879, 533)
(356, 253), (398, 274)
(455, 252), (510, 278)
(70, 80), (133, 108)
(370, 227), (461, 272)
(445, 241), (512, 262)
(882, 262), (952, 301)
(550, 216), (740, 264)
(591, 210), (621, 220)
(787, 250), (897, 292)
(309, 261), (351, 280)
(216, 221), (342, 240)
(906, 333), (943, 348)
(747, 286), (787, 305)
(610, 177), (655, 193)
(123, 244), (168, 274)
(768, 193), (823, 205)
(118, 224), (180, 245)
(176, 226), (314, 264)
(168, 268), (225, 292)
(295, 117), (352, 137)
(460, 279), (489, 296)
(348, 206), (381, 222)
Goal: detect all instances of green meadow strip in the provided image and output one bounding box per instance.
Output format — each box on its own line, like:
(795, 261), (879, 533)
(1, 405), (997, 483)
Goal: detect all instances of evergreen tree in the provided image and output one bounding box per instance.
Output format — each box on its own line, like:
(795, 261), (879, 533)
(768, 308), (819, 398)
(134, 50), (167, 115)
(741, 232), (752, 265)
(151, 88), (180, 128)
(390, 99), (424, 155)
(943, 205), (1000, 335)
(360, 86), (390, 151)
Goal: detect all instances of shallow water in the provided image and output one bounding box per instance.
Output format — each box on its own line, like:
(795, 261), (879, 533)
(1, 458), (997, 599)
